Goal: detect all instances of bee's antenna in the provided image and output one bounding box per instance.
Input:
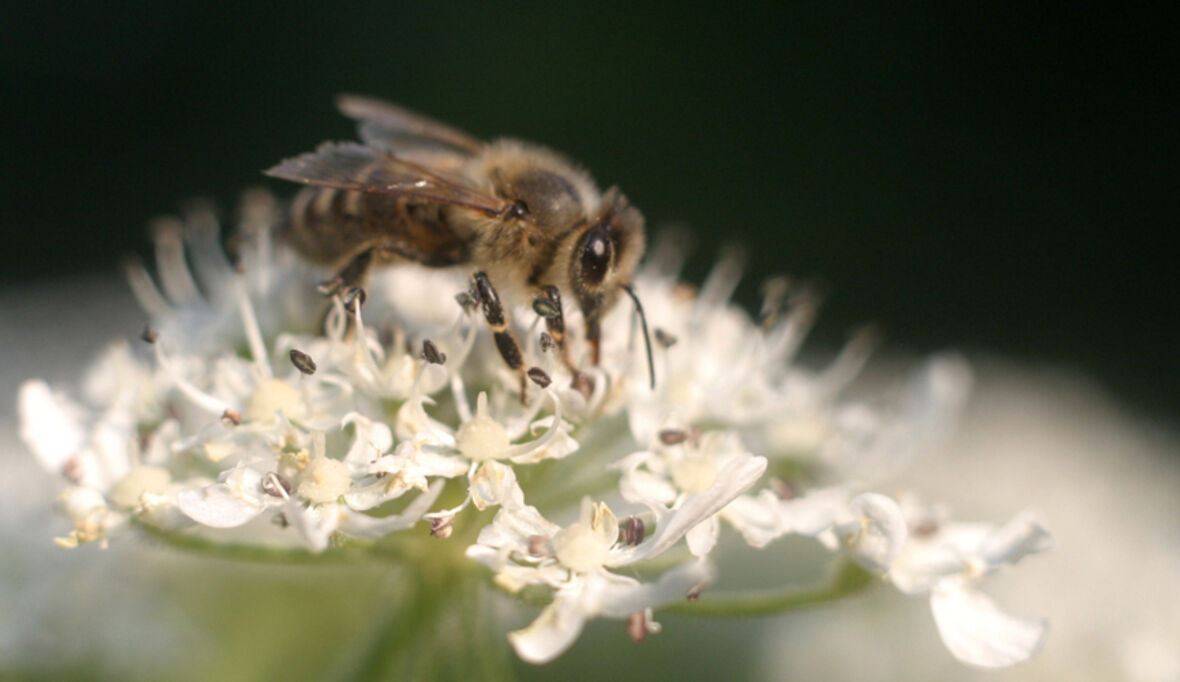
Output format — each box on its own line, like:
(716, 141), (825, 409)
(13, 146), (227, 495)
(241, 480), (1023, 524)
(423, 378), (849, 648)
(622, 284), (656, 390)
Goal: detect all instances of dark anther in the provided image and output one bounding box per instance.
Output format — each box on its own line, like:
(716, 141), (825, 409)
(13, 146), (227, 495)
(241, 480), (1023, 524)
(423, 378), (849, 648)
(429, 516), (454, 539)
(289, 349), (317, 375)
(421, 339), (447, 365)
(618, 516), (646, 546)
(539, 331), (554, 352)
(343, 286), (366, 314)
(571, 371), (595, 400)
(455, 290), (478, 311)
(140, 325), (158, 344)
(261, 472), (292, 498)
(686, 581), (708, 601)
(653, 328), (678, 348)
(527, 367), (552, 389)
(626, 612), (649, 644)
(658, 429), (688, 446)
(272, 512), (290, 528)
(221, 408), (242, 426)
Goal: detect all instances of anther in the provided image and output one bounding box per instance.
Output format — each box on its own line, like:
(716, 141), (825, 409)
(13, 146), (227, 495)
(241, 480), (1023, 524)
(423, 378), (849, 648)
(770, 478), (797, 500)
(539, 332), (554, 352)
(140, 325), (158, 344)
(626, 612), (650, 644)
(653, 328), (678, 348)
(571, 372), (594, 400)
(61, 457), (82, 484)
(658, 429), (688, 446)
(913, 519), (940, 537)
(757, 275), (792, 329)
(343, 286), (366, 314)
(526, 367), (552, 389)
(221, 408), (242, 426)
(618, 516), (646, 546)
(527, 534), (549, 557)
(289, 349), (317, 375)
(261, 472), (292, 498)
(421, 339), (447, 365)
(455, 290), (478, 311)
(686, 581), (708, 602)
(429, 515), (454, 539)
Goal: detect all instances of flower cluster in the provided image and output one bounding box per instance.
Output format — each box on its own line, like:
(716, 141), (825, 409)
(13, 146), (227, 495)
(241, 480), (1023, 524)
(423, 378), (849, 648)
(18, 194), (1050, 667)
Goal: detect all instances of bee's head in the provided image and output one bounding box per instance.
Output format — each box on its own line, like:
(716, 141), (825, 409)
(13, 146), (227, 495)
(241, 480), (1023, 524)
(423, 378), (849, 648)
(567, 188), (645, 364)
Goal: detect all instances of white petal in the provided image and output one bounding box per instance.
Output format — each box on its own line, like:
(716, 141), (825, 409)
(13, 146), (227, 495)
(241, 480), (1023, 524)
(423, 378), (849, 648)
(781, 485), (850, 536)
(470, 460), (525, 511)
(722, 491), (787, 548)
(177, 483), (266, 528)
(685, 515), (720, 557)
(342, 413), (393, 466)
(845, 492), (907, 573)
(509, 559), (712, 664)
(612, 454), (766, 565)
(980, 510), (1052, 568)
(597, 559), (713, 618)
(18, 380), (86, 473)
(930, 580), (1047, 668)
(288, 502), (342, 552)
(469, 505), (560, 558)
(889, 543), (967, 595)
(340, 479), (444, 539)
(509, 585), (590, 664)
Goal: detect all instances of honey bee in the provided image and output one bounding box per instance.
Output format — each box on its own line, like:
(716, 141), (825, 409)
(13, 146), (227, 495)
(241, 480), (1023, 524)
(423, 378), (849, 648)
(265, 95), (653, 390)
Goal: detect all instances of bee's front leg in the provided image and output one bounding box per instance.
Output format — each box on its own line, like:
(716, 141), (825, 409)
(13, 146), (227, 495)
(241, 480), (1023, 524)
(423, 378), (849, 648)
(531, 285), (583, 378)
(472, 272), (528, 403)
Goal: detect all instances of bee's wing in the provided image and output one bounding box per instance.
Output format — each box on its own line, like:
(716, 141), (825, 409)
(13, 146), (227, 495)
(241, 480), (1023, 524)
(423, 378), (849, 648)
(265, 142), (510, 217)
(336, 94), (484, 156)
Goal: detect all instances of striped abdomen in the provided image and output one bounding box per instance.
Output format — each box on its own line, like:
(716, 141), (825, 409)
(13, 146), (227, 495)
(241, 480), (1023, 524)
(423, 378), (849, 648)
(284, 186), (469, 267)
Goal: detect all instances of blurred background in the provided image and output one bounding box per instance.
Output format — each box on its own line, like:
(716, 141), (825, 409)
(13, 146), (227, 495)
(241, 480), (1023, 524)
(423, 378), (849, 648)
(2, 4), (1178, 680)
(0, 3), (1175, 422)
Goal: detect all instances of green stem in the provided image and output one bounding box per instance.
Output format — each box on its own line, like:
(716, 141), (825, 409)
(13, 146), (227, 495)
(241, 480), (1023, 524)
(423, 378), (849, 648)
(132, 518), (402, 565)
(663, 560), (875, 618)
(335, 568), (517, 682)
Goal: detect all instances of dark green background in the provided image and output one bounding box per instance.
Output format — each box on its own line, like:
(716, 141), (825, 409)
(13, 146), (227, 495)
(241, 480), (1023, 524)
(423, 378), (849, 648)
(2, 4), (1174, 420)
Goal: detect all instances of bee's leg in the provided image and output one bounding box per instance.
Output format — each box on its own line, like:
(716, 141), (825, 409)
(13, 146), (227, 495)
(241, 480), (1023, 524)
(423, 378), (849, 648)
(531, 285), (579, 376)
(472, 272), (529, 403)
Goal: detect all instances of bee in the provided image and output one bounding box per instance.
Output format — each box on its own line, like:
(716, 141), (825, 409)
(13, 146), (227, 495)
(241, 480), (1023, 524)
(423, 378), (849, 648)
(265, 95), (653, 391)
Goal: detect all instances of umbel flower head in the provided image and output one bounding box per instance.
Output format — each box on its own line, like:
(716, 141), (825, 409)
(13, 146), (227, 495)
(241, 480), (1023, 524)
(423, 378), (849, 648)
(18, 193), (1050, 669)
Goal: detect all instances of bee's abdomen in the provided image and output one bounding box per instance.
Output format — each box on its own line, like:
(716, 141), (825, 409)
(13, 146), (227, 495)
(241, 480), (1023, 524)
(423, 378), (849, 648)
(284, 187), (467, 267)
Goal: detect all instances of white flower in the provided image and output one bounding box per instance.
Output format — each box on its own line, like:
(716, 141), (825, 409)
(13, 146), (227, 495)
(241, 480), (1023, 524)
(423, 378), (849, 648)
(15, 191), (1052, 668)
(614, 425), (773, 556)
(468, 452), (765, 664)
(890, 508), (1052, 667)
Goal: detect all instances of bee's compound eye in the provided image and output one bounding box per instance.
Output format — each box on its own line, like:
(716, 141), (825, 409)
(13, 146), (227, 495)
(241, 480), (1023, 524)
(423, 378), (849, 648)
(580, 227), (613, 285)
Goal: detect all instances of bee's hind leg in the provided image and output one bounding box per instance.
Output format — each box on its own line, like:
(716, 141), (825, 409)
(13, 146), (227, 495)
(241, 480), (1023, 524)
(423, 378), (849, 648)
(472, 272), (529, 404)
